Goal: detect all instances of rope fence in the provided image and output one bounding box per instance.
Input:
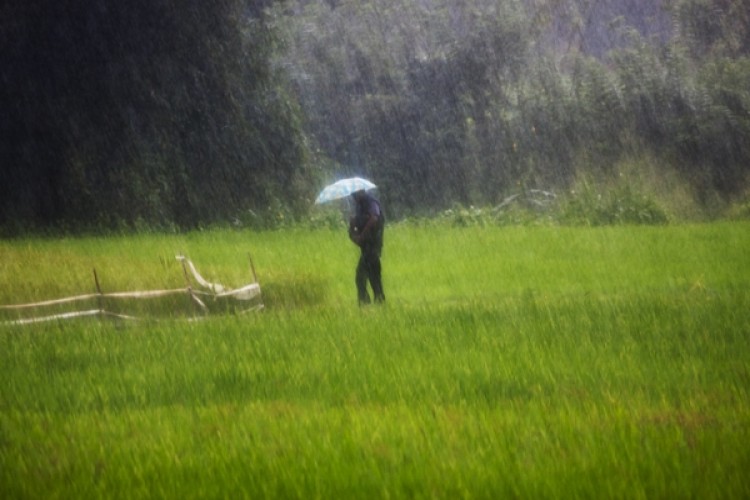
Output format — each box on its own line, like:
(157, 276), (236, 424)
(1, 254), (263, 325)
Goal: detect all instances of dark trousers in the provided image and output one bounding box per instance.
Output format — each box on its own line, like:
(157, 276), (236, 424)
(356, 245), (385, 304)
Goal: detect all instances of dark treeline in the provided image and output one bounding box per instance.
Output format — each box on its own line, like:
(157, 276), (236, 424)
(1, 0), (307, 234)
(1, 0), (749, 234)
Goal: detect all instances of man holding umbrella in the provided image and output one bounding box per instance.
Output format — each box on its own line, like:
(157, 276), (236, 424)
(349, 189), (385, 305)
(315, 177), (385, 305)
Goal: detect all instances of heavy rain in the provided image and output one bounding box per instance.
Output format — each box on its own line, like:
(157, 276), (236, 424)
(2, 0), (749, 232)
(2, 2), (750, 498)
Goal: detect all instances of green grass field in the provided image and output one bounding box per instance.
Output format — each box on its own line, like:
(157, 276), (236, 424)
(1, 223), (749, 498)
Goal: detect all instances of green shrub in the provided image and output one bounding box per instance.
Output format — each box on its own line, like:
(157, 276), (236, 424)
(725, 193), (750, 220)
(441, 204), (490, 227)
(561, 182), (669, 226)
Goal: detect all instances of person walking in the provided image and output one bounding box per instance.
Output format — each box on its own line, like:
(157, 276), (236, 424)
(349, 189), (385, 305)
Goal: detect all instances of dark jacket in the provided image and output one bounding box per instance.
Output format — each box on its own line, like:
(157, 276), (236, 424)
(350, 193), (384, 251)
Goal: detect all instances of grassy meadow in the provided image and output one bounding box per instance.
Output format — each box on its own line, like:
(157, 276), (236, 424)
(1, 222), (749, 498)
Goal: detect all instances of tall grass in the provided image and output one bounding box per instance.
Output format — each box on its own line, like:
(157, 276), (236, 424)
(1, 223), (749, 498)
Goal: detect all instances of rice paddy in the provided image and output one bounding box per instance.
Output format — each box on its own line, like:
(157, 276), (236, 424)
(1, 222), (749, 498)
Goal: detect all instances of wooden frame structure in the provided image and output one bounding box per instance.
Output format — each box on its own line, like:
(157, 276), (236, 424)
(1, 255), (263, 325)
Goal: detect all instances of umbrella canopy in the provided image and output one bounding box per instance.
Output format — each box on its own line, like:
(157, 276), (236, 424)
(314, 177), (376, 204)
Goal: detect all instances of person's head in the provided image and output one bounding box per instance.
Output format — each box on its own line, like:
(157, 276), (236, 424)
(351, 189), (366, 202)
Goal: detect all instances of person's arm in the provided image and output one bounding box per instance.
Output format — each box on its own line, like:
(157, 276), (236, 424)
(349, 216), (360, 245)
(356, 214), (379, 244)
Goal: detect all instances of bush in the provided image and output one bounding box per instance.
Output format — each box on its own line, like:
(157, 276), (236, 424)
(725, 196), (750, 220)
(441, 204), (490, 227)
(561, 182), (669, 226)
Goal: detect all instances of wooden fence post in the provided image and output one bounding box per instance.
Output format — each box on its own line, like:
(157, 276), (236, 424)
(93, 268), (104, 320)
(248, 252), (258, 283)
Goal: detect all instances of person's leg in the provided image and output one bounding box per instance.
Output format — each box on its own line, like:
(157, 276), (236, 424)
(364, 248), (385, 303)
(356, 253), (371, 304)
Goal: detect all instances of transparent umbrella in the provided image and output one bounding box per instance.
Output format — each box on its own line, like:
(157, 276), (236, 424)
(314, 177), (376, 204)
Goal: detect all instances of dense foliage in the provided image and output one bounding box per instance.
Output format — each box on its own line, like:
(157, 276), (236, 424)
(1, 0), (748, 233)
(1, 0), (307, 234)
(273, 0), (750, 217)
